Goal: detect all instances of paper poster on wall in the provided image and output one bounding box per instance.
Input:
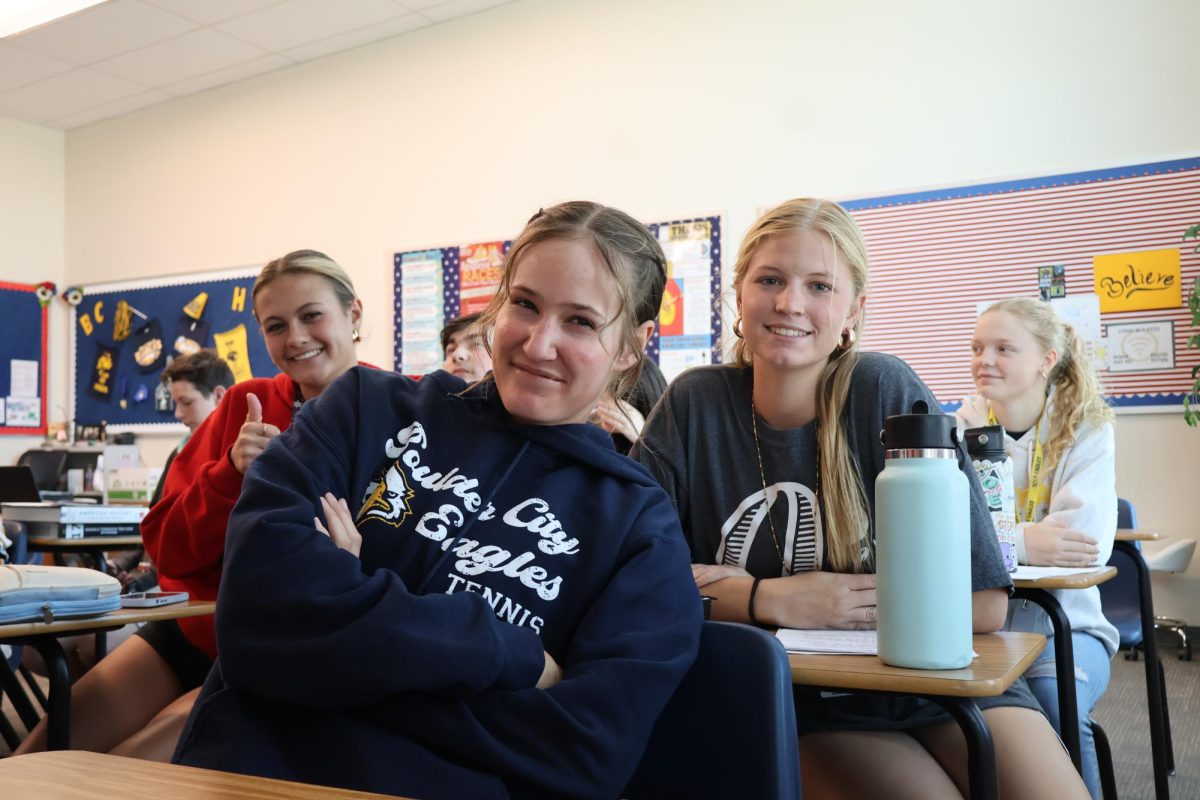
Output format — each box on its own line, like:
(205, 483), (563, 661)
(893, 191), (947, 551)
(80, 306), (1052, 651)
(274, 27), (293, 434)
(656, 221), (716, 380)
(399, 250), (444, 374)
(1049, 294), (1104, 371)
(1106, 320), (1175, 373)
(5, 396), (39, 427)
(10, 359), (38, 397)
(0, 398), (5, 425)
(458, 242), (504, 316)
(1037, 265), (1066, 300)
(1093, 248), (1181, 313)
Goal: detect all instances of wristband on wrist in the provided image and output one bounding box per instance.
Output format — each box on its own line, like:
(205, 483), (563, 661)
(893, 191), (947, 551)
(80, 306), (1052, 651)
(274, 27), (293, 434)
(748, 576), (764, 626)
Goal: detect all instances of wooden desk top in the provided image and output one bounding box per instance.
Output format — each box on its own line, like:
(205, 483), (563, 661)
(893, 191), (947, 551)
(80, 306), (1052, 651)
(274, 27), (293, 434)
(0, 600), (214, 639)
(0, 751), (405, 800)
(789, 632), (1045, 698)
(1116, 528), (1163, 542)
(1012, 565), (1118, 590)
(27, 535), (142, 549)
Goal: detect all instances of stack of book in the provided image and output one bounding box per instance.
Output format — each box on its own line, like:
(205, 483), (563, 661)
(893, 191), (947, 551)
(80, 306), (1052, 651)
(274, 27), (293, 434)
(1, 502), (148, 539)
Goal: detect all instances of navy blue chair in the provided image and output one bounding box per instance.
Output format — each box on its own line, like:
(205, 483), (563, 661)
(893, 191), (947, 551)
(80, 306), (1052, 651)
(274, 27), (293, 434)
(1095, 498), (1175, 798)
(624, 621), (802, 800)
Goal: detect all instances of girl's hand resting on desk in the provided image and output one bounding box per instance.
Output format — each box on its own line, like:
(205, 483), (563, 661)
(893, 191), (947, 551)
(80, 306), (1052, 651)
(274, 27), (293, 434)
(314, 493), (362, 557)
(230, 393), (282, 474)
(1024, 518), (1099, 567)
(758, 572), (878, 630)
(692, 563), (751, 587)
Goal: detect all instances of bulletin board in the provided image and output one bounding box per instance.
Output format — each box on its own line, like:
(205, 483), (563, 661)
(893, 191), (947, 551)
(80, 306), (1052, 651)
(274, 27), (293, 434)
(392, 240), (512, 374)
(70, 268), (277, 431)
(392, 214), (723, 383)
(0, 281), (49, 435)
(842, 158), (1200, 411)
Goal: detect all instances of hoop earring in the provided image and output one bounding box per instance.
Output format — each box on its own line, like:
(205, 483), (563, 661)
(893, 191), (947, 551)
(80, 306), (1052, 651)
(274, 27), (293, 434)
(733, 316), (744, 339)
(840, 328), (856, 349)
(352, 329), (361, 343)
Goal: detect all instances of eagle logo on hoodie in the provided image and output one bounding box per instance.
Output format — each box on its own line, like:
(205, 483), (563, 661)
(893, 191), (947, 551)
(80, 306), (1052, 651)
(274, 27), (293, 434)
(358, 463), (416, 528)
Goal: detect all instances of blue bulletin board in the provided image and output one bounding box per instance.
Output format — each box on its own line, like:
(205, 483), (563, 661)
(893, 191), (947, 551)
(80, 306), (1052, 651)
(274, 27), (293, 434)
(70, 268), (277, 430)
(0, 281), (49, 435)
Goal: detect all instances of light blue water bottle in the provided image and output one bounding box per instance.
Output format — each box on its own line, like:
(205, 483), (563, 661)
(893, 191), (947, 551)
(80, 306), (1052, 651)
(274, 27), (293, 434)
(875, 400), (973, 669)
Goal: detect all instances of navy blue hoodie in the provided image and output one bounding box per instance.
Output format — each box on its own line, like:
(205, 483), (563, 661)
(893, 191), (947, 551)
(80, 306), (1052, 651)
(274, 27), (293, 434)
(174, 367), (702, 799)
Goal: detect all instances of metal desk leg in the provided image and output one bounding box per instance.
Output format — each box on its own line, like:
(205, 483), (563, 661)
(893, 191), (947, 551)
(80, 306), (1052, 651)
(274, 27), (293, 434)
(1115, 540), (1170, 799)
(924, 696), (997, 800)
(25, 637), (71, 750)
(1012, 588), (1081, 772)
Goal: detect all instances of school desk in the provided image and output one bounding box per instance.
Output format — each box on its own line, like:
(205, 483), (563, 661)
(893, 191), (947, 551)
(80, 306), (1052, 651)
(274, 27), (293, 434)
(0, 750), (408, 800)
(26, 534), (142, 575)
(1011, 565), (1116, 774)
(0, 600), (215, 750)
(788, 630), (1046, 800)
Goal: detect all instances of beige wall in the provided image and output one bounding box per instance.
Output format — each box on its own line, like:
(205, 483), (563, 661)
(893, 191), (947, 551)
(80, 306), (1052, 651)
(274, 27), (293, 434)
(0, 116), (64, 468)
(4, 0), (1199, 616)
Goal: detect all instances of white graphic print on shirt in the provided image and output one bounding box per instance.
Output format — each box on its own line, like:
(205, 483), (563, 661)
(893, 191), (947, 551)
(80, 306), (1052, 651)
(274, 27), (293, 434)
(356, 421), (576, 634)
(717, 481), (823, 576)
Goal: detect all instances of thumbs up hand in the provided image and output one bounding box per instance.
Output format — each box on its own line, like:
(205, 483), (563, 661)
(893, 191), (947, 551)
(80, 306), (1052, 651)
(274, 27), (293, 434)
(230, 392), (282, 474)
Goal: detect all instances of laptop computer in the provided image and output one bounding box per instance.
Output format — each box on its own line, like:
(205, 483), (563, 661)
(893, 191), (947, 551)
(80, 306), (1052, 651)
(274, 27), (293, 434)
(0, 466), (44, 504)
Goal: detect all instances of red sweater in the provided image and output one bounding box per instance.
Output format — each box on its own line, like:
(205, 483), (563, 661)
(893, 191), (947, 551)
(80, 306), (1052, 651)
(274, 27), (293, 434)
(141, 371), (298, 659)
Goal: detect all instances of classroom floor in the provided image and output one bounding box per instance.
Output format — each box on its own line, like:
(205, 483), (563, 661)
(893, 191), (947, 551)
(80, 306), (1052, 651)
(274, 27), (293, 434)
(4, 642), (1200, 798)
(1093, 642), (1199, 799)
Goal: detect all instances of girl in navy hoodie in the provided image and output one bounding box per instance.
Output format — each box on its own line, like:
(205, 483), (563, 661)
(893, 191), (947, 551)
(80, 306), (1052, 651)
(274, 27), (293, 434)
(173, 202), (703, 800)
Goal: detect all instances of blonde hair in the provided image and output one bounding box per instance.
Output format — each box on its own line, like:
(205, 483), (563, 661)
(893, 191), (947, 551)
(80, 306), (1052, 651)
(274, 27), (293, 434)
(981, 297), (1114, 470)
(732, 199), (871, 572)
(253, 249), (359, 316)
(477, 201), (667, 404)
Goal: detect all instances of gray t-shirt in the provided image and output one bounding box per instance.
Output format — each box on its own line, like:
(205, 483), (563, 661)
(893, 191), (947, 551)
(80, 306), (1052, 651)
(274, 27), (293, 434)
(633, 353), (1011, 593)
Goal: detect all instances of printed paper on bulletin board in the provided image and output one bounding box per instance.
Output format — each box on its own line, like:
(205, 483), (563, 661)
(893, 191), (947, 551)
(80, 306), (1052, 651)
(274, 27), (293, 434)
(841, 158), (1200, 411)
(0, 282), (49, 435)
(393, 241), (511, 375)
(70, 268), (276, 431)
(647, 215), (723, 383)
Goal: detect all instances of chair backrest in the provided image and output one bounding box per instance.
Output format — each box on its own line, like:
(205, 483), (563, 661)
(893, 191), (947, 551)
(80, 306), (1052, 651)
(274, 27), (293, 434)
(1100, 497), (1143, 649)
(624, 621), (802, 800)
(16, 449), (68, 492)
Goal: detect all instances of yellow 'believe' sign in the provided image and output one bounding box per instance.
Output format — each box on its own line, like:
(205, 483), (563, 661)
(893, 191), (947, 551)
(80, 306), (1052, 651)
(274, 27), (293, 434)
(1092, 248), (1181, 312)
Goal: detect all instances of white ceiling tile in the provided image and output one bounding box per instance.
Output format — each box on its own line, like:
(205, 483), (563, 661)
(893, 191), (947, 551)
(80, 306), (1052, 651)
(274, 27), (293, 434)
(160, 53), (292, 97)
(418, 0), (511, 23)
(91, 28), (269, 85)
(0, 68), (147, 122)
(143, 0), (290, 26)
(9, 0), (199, 65)
(214, 0), (408, 53)
(51, 88), (174, 129)
(282, 12), (429, 62)
(395, 0), (455, 10)
(0, 43), (75, 94)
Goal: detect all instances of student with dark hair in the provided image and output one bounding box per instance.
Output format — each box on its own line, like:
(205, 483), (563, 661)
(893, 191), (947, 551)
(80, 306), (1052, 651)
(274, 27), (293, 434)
(173, 202), (701, 800)
(440, 311), (492, 382)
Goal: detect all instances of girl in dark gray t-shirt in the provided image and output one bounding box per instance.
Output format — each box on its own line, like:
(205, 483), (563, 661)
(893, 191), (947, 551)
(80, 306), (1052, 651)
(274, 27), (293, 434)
(633, 198), (1087, 800)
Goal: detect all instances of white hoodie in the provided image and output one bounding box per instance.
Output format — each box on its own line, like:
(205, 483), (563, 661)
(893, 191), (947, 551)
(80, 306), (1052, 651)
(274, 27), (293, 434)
(956, 392), (1119, 657)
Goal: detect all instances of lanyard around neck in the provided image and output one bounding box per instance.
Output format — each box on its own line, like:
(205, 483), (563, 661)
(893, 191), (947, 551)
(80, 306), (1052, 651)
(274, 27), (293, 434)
(987, 404), (1045, 523)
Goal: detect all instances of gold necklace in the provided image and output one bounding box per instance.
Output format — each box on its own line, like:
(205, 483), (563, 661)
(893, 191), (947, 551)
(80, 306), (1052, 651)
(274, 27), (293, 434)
(750, 396), (789, 573)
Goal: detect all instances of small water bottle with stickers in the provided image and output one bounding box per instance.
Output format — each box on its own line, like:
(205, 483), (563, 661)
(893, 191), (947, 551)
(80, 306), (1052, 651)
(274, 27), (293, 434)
(964, 425), (1017, 572)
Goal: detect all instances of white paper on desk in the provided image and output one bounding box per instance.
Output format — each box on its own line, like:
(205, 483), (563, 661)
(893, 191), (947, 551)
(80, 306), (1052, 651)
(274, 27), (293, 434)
(1012, 566), (1105, 581)
(775, 629), (877, 655)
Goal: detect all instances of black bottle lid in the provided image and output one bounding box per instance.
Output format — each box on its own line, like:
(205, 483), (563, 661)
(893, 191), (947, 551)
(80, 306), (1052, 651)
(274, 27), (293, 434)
(880, 400), (959, 450)
(964, 425), (1008, 460)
